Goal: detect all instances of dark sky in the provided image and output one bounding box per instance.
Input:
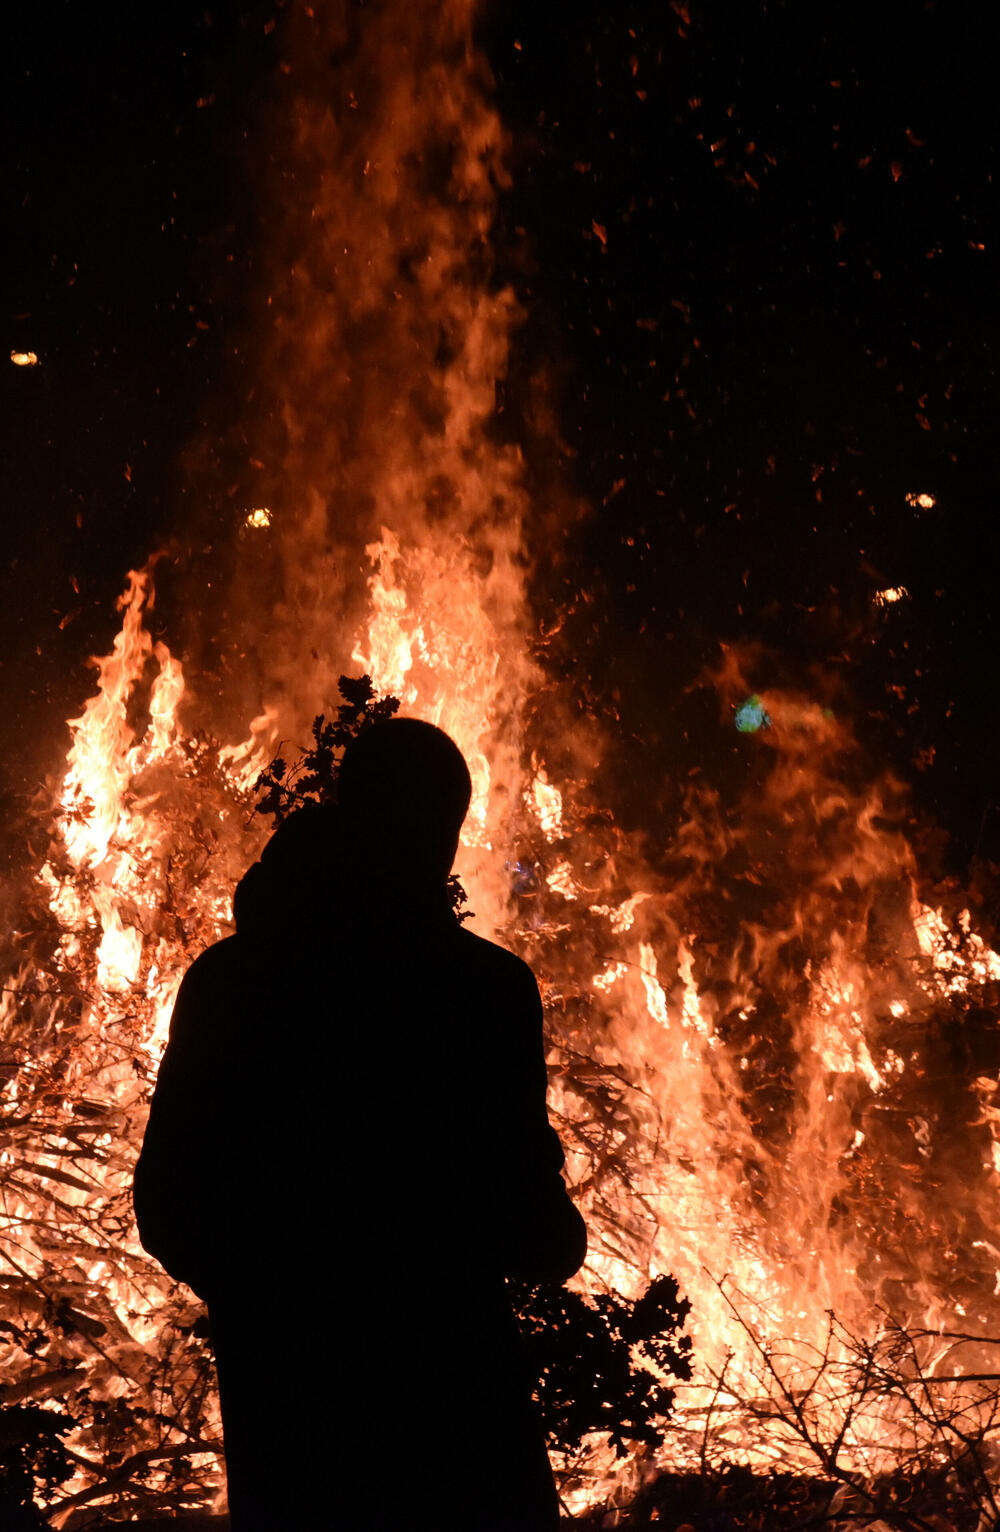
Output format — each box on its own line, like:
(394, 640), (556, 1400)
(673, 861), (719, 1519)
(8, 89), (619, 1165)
(3, 0), (998, 878)
(4, 0), (273, 793)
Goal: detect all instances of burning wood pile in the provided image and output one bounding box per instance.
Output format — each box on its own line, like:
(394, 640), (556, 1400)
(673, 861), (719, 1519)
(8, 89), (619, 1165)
(3, 1), (1000, 1529)
(3, 560), (1000, 1528)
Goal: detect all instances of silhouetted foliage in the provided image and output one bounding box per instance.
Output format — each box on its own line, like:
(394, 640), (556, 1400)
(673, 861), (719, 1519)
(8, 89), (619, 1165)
(630, 1458), (1000, 1530)
(513, 1274), (693, 1458)
(253, 672), (472, 920)
(253, 674), (400, 822)
(0, 1404), (75, 1531)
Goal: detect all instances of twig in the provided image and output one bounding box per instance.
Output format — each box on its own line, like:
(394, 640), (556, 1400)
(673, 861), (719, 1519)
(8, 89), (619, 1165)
(46, 1439), (224, 1527)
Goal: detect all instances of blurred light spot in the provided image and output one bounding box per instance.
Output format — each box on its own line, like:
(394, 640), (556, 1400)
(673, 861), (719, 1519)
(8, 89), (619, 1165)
(244, 507), (272, 529)
(734, 694), (770, 733)
(10, 350), (39, 367)
(905, 491), (936, 510)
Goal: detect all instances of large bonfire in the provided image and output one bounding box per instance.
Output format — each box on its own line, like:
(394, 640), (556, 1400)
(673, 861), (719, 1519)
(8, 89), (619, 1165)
(3, 1), (1000, 1526)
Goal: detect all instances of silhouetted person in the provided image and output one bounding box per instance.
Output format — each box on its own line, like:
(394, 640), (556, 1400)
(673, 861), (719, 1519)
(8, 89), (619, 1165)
(134, 718), (587, 1530)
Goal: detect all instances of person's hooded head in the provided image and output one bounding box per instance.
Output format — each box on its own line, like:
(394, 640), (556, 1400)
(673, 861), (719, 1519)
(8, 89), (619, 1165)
(338, 717), (472, 888)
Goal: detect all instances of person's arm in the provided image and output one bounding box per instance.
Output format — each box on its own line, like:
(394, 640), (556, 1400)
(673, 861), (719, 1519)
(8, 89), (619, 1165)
(491, 962), (587, 1285)
(133, 945), (233, 1299)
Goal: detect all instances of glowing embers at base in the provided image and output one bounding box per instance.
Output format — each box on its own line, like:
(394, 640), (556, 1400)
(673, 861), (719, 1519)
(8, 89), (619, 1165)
(913, 901), (1000, 992)
(546, 859), (578, 900)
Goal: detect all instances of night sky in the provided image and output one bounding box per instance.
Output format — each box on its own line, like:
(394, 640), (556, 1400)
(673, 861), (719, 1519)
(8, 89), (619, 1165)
(4, 0), (998, 887)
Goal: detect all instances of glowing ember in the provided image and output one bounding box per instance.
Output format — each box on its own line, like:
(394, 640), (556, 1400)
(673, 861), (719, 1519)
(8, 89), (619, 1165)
(243, 506), (272, 528)
(546, 859), (578, 900)
(527, 765), (565, 842)
(10, 348), (39, 366)
(905, 490), (937, 510)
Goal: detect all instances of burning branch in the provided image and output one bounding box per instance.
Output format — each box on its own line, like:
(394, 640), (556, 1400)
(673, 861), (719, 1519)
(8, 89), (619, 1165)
(627, 1278), (1000, 1531)
(0, 574), (256, 1522)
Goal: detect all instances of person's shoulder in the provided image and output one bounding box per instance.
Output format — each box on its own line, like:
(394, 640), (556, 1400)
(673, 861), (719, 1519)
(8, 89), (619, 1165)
(455, 927), (538, 990)
(186, 932), (240, 971)
(163, 936), (244, 1047)
(176, 934), (243, 998)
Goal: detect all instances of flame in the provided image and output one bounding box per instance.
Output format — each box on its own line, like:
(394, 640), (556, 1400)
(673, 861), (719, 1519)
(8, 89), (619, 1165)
(638, 942), (670, 1029)
(544, 860), (577, 900)
(2, 569), (266, 1516)
(350, 527), (520, 854)
(15, 458), (1000, 1519)
(527, 764), (565, 843)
